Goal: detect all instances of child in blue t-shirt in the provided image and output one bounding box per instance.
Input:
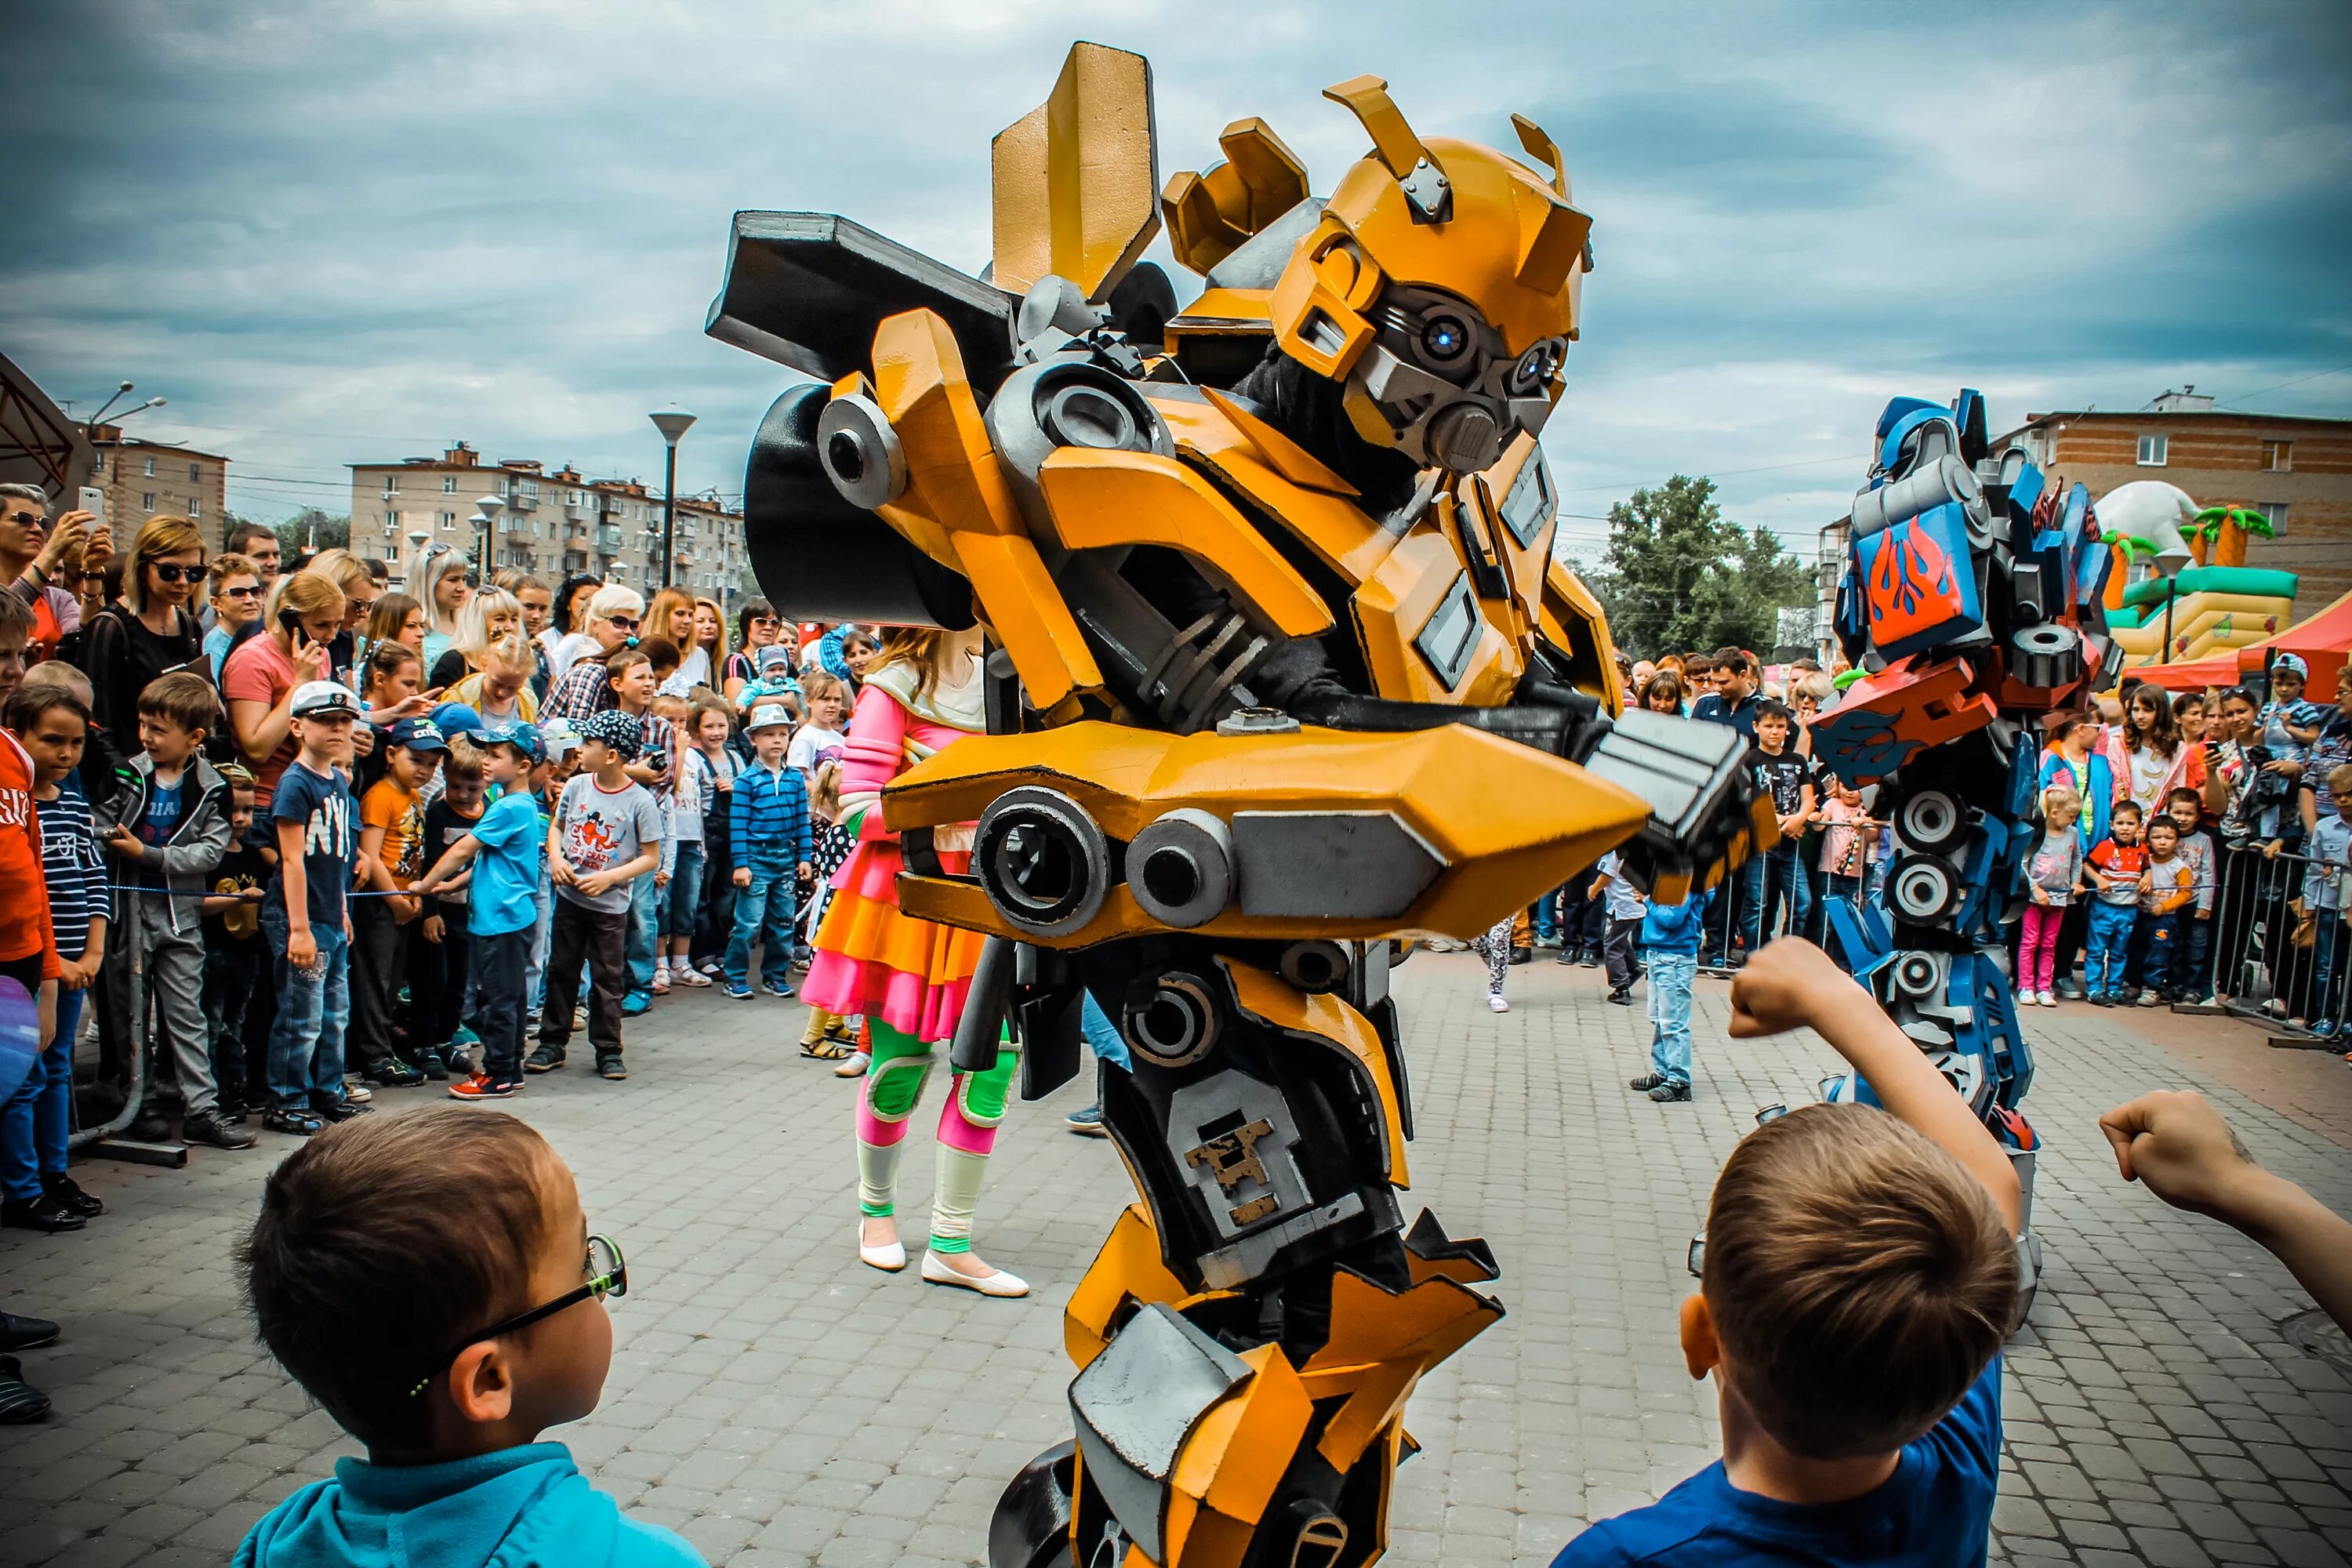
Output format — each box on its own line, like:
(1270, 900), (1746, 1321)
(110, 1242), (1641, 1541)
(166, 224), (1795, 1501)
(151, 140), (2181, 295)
(412, 724), (546, 1098)
(1558, 939), (2023, 1568)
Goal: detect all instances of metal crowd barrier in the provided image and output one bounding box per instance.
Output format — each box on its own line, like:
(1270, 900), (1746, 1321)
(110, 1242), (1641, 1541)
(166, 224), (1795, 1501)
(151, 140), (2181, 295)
(2207, 841), (2348, 1036)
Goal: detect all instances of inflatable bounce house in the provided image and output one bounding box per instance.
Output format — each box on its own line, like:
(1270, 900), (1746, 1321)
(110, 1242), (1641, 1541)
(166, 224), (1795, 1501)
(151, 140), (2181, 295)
(2100, 481), (2298, 666)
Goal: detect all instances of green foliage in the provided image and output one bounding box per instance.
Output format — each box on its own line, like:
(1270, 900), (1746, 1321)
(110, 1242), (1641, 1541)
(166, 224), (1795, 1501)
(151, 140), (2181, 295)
(274, 509), (349, 554)
(1579, 474), (1813, 659)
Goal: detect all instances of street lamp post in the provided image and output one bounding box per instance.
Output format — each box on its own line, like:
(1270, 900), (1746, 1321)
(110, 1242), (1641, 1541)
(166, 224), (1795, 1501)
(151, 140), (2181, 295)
(649, 410), (696, 590)
(471, 494), (506, 579)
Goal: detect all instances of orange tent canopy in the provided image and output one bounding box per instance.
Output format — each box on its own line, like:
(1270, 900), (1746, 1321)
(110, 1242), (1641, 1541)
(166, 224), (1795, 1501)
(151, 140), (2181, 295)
(2130, 586), (2352, 692)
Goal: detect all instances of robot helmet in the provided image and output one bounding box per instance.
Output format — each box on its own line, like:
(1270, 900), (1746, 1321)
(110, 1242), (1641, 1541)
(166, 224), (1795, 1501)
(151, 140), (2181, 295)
(1267, 77), (1593, 476)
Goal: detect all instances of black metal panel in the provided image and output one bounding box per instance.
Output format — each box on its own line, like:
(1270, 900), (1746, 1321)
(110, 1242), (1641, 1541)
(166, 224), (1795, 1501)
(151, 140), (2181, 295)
(706, 212), (1018, 397)
(741, 380), (976, 628)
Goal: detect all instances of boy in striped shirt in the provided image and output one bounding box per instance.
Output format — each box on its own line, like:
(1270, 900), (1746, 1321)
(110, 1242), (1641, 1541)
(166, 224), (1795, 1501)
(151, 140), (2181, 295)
(725, 704), (813, 1000)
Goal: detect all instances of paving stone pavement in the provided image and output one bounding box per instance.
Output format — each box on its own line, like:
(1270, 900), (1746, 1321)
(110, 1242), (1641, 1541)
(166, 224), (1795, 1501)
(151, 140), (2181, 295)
(2, 950), (2348, 1566)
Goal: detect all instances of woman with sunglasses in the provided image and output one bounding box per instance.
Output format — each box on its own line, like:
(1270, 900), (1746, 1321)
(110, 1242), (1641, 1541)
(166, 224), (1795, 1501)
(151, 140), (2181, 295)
(203, 554), (265, 681)
(543, 585), (645, 718)
(82, 514), (208, 760)
(223, 571), (345, 809)
(722, 598), (782, 708)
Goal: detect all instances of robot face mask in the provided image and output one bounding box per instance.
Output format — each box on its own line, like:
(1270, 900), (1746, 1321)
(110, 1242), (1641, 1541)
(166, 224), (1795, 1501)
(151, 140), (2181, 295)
(1356, 282), (1568, 473)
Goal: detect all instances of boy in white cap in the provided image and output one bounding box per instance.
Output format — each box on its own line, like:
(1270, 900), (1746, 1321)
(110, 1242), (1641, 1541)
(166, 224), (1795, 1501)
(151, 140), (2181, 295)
(531, 710), (662, 1080)
(725, 703), (813, 1000)
(257, 680), (368, 1138)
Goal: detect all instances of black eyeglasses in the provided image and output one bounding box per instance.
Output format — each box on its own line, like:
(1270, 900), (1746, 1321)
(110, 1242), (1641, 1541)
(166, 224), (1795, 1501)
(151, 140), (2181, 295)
(407, 1234), (626, 1398)
(151, 562), (206, 584)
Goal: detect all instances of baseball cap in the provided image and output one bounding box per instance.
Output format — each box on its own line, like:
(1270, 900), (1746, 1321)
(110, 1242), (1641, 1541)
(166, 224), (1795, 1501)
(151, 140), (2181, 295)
(756, 644), (794, 673)
(2272, 652), (2309, 681)
(746, 703), (793, 734)
(539, 715), (582, 762)
(581, 709), (644, 759)
(477, 721), (544, 764)
(430, 701), (485, 735)
(290, 681), (361, 720)
(388, 717), (449, 753)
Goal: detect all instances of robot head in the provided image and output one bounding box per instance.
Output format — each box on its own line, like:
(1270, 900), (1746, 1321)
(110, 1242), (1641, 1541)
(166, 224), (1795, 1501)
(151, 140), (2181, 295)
(1268, 77), (1593, 476)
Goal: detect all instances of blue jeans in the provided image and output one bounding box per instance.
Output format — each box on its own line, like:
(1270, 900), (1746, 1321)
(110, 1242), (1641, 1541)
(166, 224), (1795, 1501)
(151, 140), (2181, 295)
(2, 984), (85, 1202)
(527, 878), (554, 1015)
(2085, 901), (2136, 996)
(1742, 843), (1811, 953)
(260, 912), (351, 1110)
(1080, 991), (1131, 1071)
(626, 869), (659, 999)
(2313, 916), (2344, 1026)
(664, 842), (706, 940)
(725, 849), (799, 989)
(1646, 950), (1696, 1087)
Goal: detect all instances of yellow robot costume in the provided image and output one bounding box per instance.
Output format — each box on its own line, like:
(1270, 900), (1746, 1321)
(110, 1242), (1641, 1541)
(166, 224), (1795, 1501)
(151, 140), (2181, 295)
(706, 44), (1767, 1568)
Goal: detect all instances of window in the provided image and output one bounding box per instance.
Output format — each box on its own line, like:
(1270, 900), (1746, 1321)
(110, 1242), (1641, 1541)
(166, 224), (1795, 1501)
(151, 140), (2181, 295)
(439, 510), (456, 530)
(189, 463), (200, 481)
(2136, 434), (2166, 466)
(190, 495), (201, 517)
(141, 492), (155, 511)
(2262, 439), (2292, 471)
(384, 510), (396, 529)
(143, 456), (156, 477)
(443, 474), (457, 493)
(2260, 503), (2288, 532)
(386, 475), (399, 493)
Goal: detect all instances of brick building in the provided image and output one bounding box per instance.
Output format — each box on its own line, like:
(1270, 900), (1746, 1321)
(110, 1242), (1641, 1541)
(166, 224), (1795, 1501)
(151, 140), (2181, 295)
(347, 442), (746, 608)
(88, 424), (230, 539)
(1988, 388), (2352, 607)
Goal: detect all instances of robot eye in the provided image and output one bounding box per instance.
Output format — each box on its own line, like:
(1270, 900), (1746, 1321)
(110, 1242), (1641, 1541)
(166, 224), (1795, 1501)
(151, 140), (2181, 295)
(1509, 339), (1564, 394)
(1419, 314), (1470, 363)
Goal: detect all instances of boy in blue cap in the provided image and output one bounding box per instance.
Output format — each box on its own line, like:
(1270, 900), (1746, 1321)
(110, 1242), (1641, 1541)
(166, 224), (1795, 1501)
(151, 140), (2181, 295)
(413, 724), (546, 1099)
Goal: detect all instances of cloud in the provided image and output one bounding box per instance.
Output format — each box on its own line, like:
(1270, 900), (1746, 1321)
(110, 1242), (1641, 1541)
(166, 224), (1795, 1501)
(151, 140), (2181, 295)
(3, 0), (2347, 561)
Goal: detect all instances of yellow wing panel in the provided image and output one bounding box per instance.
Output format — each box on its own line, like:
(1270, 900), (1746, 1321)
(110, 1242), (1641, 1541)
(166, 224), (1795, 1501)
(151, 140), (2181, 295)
(990, 42), (1161, 300)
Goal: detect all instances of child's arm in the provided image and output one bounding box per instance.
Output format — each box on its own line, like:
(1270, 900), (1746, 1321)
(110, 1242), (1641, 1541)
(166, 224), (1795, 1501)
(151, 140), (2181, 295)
(546, 811), (577, 887)
(412, 834), (484, 897)
(2101, 1090), (2351, 1331)
(59, 913), (107, 992)
(276, 818), (314, 967)
(1730, 939), (2023, 1235)
(579, 849), (660, 900)
(792, 775), (813, 872)
(150, 788), (230, 878)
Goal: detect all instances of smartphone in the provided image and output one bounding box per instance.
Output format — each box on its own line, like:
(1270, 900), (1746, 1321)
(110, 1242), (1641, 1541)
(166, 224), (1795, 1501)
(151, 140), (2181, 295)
(77, 486), (105, 526)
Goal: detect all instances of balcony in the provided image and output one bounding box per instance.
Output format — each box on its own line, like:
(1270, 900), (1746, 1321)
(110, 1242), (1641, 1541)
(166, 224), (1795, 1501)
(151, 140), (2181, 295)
(563, 550), (588, 574)
(506, 485), (537, 511)
(597, 525), (624, 551)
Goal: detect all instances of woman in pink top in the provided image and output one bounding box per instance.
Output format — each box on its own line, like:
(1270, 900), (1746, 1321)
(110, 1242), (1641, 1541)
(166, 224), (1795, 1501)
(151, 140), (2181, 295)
(802, 624), (1026, 1298)
(222, 571), (341, 807)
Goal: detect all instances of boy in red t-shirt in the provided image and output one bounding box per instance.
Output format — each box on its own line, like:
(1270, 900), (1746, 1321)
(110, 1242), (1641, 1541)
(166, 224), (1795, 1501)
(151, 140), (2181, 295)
(2083, 800), (2147, 1005)
(0, 596), (60, 1031)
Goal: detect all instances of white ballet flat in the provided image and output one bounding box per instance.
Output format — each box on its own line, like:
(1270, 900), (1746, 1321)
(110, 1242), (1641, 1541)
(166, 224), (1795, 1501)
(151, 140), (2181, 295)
(833, 1050), (870, 1079)
(921, 1250), (1029, 1298)
(858, 1224), (906, 1272)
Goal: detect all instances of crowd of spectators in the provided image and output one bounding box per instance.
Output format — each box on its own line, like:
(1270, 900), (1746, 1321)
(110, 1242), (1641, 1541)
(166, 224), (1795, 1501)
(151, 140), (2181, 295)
(1, 490), (873, 1236)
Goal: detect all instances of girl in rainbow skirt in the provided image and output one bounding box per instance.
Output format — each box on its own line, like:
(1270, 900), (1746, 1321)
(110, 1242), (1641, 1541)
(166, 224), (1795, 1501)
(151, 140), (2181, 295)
(803, 624), (1028, 1298)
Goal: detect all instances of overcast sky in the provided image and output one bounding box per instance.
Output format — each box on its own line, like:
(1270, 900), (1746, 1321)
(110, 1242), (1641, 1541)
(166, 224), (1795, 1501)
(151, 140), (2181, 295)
(5, 0), (2347, 574)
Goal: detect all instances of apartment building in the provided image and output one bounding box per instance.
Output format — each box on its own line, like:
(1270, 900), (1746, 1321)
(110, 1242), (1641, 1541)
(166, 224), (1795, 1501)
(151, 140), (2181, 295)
(347, 442), (747, 606)
(1989, 388), (2352, 606)
(88, 423), (230, 536)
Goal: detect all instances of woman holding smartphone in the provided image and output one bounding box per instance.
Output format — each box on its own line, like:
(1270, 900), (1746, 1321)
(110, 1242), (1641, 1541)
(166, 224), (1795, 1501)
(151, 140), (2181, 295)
(221, 571), (344, 808)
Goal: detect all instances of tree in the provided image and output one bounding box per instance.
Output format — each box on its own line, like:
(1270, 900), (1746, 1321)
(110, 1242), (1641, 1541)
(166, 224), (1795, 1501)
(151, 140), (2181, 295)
(274, 509), (349, 556)
(1582, 474), (1813, 659)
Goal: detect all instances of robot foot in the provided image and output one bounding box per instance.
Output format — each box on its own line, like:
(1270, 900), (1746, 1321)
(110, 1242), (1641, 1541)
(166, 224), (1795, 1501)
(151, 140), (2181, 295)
(989, 1441), (1076, 1568)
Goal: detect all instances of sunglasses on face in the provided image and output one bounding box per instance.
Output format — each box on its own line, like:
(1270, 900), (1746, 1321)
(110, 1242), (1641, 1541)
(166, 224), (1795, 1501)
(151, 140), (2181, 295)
(607, 616), (640, 631)
(406, 1235), (628, 1399)
(2, 510), (43, 529)
(150, 562), (206, 584)
(221, 584), (261, 600)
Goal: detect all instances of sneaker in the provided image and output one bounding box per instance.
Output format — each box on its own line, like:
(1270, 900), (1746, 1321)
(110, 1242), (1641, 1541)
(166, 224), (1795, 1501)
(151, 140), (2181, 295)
(1606, 988), (1632, 1006)
(343, 1081), (374, 1104)
(0, 1195), (85, 1233)
(622, 993), (652, 1018)
(674, 966), (711, 989)
(450, 1025), (481, 1049)
(126, 1109), (175, 1143)
(2055, 978), (2085, 1000)
(697, 957), (722, 975)
(726, 983), (754, 1000)
(363, 1058), (425, 1088)
(1486, 995), (1509, 1013)
(447, 1073), (517, 1101)
(1508, 946), (1533, 967)
(2138, 989), (2162, 1007)
(1066, 1104), (1108, 1137)
(524, 1045), (567, 1074)
(596, 1054), (628, 1081)
(2313, 1020), (2339, 1039)
(312, 1098), (372, 1124)
(41, 1176), (104, 1219)
(1629, 1073), (1667, 1091)
(1577, 949), (1601, 968)
(652, 965), (670, 996)
(1648, 1080), (1693, 1103)
(183, 1110), (259, 1150)
(261, 1106), (325, 1136)
(760, 979), (796, 999)
(2036, 991), (2056, 1008)
(415, 1051), (449, 1082)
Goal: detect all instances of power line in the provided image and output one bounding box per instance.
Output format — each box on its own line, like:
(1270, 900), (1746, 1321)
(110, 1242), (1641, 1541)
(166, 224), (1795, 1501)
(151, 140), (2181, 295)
(2214, 359), (2352, 408)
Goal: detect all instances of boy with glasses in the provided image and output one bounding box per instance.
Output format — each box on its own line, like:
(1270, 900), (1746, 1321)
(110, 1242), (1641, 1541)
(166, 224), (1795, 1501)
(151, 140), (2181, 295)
(236, 1109), (703, 1567)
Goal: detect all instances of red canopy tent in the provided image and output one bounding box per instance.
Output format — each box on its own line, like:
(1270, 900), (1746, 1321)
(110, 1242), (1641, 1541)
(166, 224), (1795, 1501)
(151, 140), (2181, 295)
(2131, 586), (2352, 692)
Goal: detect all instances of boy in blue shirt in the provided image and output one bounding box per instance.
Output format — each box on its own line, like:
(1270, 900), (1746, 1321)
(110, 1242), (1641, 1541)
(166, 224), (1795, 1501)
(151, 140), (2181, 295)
(1559, 938), (2022, 1568)
(236, 1107), (702, 1568)
(412, 724), (546, 1100)
(259, 682), (368, 1138)
(725, 703), (814, 1000)
(1630, 885), (1708, 1103)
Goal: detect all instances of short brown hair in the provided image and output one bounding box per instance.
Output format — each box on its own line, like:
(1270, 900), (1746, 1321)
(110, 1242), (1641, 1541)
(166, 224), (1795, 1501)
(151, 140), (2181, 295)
(241, 1109), (553, 1447)
(137, 670), (219, 736)
(604, 644), (651, 680)
(1702, 1103), (2014, 1459)
(799, 669), (847, 706)
(636, 634), (680, 677)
